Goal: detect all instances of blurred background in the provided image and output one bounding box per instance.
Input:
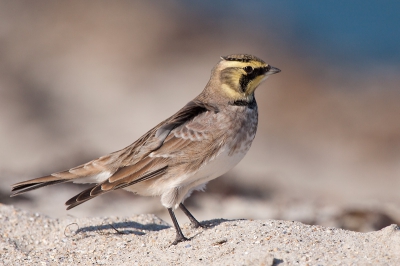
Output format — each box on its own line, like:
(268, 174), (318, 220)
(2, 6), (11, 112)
(1, 1), (399, 232)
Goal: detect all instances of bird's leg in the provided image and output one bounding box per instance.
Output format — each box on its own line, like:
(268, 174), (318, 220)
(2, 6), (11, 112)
(167, 208), (188, 245)
(179, 203), (203, 229)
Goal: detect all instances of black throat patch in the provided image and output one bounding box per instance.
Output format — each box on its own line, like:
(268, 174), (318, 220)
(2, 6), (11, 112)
(230, 98), (257, 109)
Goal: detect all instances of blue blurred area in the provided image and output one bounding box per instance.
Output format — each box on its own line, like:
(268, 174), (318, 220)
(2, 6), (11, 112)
(183, 0), (400, 66)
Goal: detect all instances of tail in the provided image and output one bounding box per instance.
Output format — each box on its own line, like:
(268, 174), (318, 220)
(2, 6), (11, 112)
(11, 175), (70, 197)
(10, 157), (112, 197)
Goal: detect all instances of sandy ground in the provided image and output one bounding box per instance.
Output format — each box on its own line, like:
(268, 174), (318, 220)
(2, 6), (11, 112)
(1, 204), (399, 265)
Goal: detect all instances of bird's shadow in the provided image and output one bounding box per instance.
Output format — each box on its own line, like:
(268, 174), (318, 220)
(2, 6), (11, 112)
(75, 221), (169, 236)
(199, 218), (242, 228)
(73, 217), (240, 237)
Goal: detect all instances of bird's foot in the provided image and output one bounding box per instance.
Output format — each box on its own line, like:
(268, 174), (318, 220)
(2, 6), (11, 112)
(170, 235), (189, 246)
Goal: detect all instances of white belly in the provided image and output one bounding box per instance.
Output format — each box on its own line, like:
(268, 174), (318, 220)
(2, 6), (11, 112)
(186, 144), (248, 187)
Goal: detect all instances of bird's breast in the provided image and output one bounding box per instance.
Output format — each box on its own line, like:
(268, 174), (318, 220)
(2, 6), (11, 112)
(184, 105), (258, 186)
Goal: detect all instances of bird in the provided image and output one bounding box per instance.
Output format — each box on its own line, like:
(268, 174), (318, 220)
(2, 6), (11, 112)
(11, 54), (280, 245)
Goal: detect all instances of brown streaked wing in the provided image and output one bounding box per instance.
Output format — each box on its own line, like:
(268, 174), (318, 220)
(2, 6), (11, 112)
(100, 100), (219, 167)
(150, 106), (228, 173)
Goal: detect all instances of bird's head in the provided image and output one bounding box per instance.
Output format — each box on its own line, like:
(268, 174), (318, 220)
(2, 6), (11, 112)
(206, 54), (280, 104)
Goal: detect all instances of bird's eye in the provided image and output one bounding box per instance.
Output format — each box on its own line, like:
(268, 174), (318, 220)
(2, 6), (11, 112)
(244, 66), (253, 74)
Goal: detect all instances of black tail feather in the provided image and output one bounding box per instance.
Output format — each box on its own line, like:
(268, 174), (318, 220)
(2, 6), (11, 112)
(11, 180), (68, 197)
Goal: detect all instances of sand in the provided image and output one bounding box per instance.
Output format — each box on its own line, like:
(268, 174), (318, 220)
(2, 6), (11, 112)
(1, 204), (399, 265)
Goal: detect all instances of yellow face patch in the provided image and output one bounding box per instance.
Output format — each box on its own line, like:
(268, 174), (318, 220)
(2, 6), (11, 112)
(219, 58), (269, 100)
(221, 83), (244, 100)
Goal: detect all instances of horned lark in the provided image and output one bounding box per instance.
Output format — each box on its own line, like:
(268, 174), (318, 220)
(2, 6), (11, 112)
(11, 54), (280, 244)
